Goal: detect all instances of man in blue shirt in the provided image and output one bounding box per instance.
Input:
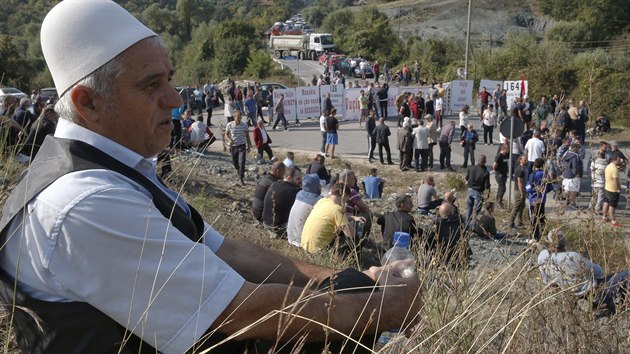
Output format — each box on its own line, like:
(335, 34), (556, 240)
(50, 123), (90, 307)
(361, 168), (384, 199)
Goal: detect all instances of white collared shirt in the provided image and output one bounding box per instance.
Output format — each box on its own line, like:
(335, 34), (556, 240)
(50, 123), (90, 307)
(0, 119), (244, 353)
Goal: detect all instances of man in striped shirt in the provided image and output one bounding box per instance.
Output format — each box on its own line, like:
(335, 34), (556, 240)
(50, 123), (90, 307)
(224, 110), (252, 184)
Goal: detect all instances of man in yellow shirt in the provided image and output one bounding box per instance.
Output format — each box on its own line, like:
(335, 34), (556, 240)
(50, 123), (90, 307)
(301, 184), (364, 252)
(603, 155), (623, 227)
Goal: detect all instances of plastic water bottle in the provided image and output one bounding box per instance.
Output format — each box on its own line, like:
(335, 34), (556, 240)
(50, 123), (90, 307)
(377, 233), (415, 351)
(382, 232), (415, 278)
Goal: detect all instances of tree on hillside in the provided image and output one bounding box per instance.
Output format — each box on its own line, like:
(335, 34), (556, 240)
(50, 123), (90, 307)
(0, 35), (32, 88)
(212, 21), (256, 78)
(321, 9), (354, 52)
(176, 0), (197, 40)
(346, 6), (402, 61)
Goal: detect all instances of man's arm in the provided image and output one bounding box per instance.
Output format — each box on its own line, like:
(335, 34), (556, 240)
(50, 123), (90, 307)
(211, 262), (421, 342)
(217, 237), (332, 285)
(517, 176), (525, 193)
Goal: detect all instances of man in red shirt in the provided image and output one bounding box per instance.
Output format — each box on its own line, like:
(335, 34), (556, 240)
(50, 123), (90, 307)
(478, 87), (492, 115)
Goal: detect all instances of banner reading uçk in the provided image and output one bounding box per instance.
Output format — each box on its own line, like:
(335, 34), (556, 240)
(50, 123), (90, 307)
(343, 88), (363, 120)
(295, 86), (321, 120)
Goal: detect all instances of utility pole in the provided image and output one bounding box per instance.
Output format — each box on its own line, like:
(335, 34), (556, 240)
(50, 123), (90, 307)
(464, 0), (472, 80)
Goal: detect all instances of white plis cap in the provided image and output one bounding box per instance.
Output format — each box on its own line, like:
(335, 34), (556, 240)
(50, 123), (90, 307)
(41, 0), (157, 97)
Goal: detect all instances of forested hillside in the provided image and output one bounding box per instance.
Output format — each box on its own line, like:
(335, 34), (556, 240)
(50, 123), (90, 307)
(1, 0), (628, 123)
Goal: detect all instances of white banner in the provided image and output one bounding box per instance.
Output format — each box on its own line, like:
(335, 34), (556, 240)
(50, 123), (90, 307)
(449, 80), (473, 112)
(343, 88), (363, 121)
(387, 85), (399, 118)
(273, 88), (297, 122)
(503, 80), (529, 106)
(319, 84), (345, 116)
(295, 86), (321, 120)
(477, 80), (503, 109)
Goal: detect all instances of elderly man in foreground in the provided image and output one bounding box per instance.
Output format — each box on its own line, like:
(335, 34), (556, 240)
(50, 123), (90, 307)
(0, 1), (421, 353)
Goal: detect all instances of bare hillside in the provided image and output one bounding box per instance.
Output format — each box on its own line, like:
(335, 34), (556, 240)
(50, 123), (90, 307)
(370, 0), (553, 43)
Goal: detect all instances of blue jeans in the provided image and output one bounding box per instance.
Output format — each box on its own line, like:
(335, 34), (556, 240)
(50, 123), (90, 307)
(466, 188), (483, 227)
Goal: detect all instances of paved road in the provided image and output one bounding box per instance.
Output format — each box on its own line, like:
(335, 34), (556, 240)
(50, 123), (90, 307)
(207, 108), (499, 166)
(276, 57), (324, 86)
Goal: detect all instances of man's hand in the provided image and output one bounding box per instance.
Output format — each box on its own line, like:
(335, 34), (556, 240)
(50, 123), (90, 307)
(352, 215), (367, 224)
(363, 261), (422, 333)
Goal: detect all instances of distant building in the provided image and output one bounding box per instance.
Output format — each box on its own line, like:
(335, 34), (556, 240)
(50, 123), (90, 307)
(259, 0), (274, 6)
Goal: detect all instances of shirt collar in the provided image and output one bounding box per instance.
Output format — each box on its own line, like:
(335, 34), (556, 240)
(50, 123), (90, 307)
(54, 119), (156, 174)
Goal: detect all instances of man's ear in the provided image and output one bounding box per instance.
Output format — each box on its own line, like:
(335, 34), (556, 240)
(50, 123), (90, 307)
(70, 85), (99, 124)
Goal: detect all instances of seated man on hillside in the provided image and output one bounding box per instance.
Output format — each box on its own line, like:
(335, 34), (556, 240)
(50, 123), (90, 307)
(306, 154), (331, 184)
(301, 184), (365, 253)
(443, 191), (460, 215)
(287, 174), (322, 247)
(188, 114), (215, 152)
(339, 169), (372, 239)
(538, 229), (629, 314)
(283, 151), (295, 168)
(376, 194), (418, 249)
(474, 202), (506, 239)
(417, 176), (443, 214)
(427, 203), (471, 267)
(361, 168), (384, 200)
(16, 104), (59, 162)
(262, 166), (303, 238)
(251, 161), (285, 221)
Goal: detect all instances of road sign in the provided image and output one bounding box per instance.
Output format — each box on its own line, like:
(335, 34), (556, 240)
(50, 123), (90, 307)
(500, 117), (524, 138)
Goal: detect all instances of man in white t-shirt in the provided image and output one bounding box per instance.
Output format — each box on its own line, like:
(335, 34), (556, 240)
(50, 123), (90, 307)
(524, 130), (545, 173)
(319, 109), (328, 154)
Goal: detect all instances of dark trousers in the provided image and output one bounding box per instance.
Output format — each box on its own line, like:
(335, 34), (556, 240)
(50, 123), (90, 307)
(482, 124), (493, 144)
(439, 142), (451, 168)
(257, 143), (273, 160)
(321, 131), (327, 153)
(496, 173), (507, 204)
(194, 100), (203, 115)
(528, 201), (546, 241)
(256, 104), (265, 121)
(367, 135), (376, 159)
(379, 101), (388, 119)
(400, 150), (412, 169)
(463, 144), (475, 167)
(273, 112), (288, 129)
(170, 119), (182, 149)
(378, 142), (392, 163)
(414, 148), (428, 171)
(230, 144), (247, 180)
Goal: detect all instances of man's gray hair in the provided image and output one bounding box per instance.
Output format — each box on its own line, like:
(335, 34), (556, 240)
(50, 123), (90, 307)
(19, 98), (31, 108)
(55, 36), (163, 123)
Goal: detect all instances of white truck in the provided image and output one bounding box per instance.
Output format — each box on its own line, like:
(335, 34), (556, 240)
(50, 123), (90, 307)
(269, 33), (334, 60)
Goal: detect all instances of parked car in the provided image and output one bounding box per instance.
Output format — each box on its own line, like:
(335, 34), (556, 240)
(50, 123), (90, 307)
(260, 83), (287, 106)
(0, 87), (28, 102)
(39, 87), (58, 104)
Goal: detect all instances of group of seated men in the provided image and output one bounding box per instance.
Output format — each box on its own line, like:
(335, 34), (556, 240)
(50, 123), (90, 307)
(251, 155), (379, 253)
